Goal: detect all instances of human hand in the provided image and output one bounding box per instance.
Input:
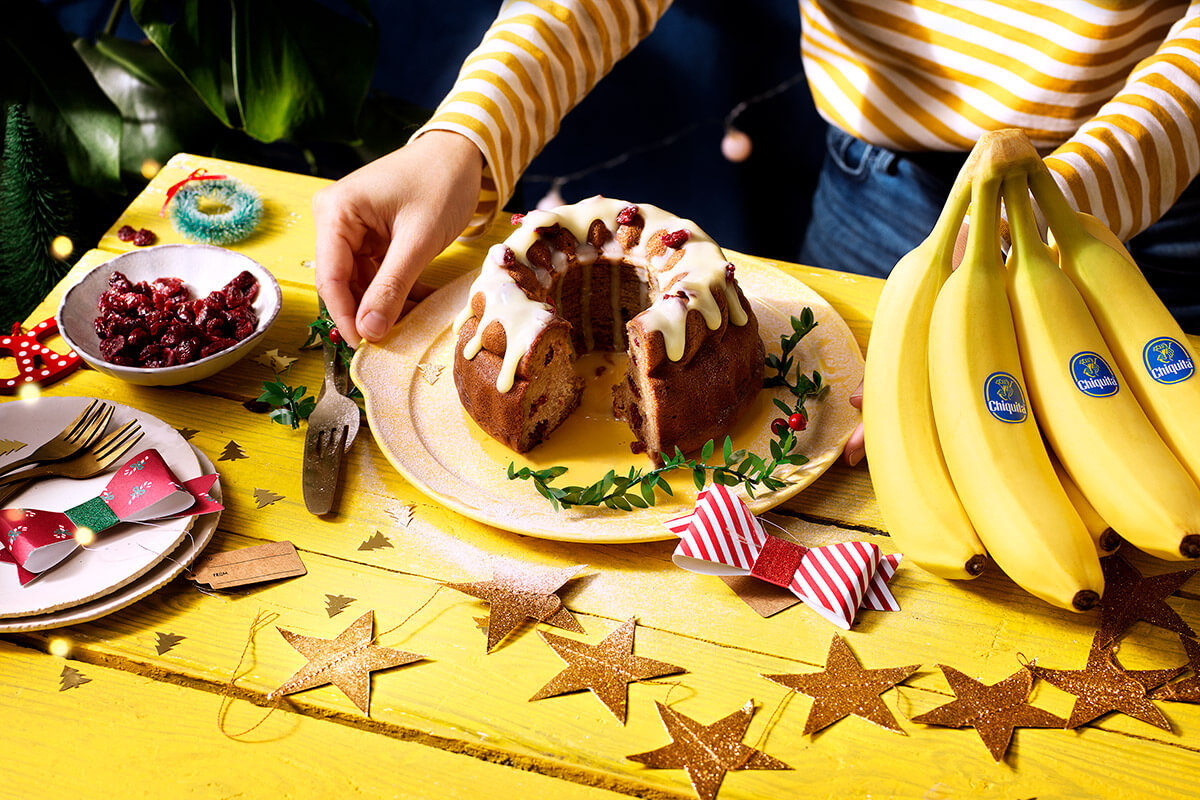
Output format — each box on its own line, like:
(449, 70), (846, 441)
(312, 130), (484, 346)
(843, 382), (865, 466)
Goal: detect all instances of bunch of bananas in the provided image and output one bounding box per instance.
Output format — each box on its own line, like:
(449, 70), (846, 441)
(863, 129), (1200, 611)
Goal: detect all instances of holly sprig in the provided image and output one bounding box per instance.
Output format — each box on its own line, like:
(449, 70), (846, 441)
(508, 310), (827, 511)
(302, 308), (363, 400)
(257, 372), (317, 429)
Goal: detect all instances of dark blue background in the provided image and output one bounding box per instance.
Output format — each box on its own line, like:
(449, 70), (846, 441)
(48, 0), (825, 261)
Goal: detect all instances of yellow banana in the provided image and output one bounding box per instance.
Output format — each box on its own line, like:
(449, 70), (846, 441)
(862, 142), (987, 579)
(1051, 454), (1120, 556)
(1004, 169), (1200, 561)
(1030, 164), (1200, 488)
(927, 133), (1102, 611)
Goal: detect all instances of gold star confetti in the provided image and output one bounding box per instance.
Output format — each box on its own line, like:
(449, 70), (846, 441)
(911, 666), (1065, 762)
(255, 348), (298, 372)
(531, 618), (685, 723)
(1097, 554), (1197, 645)
(154, 633), (186, 655)
(59, 665), (91, 691)
(762, 634), (919, 735)
(1151, 635), (1200, 704)
(358, 531), (393, 551)
(325, 594), (356, 618)
(628, 700), (790, 800)
(1027, 634), (1183, 729)
(253, 488), (284, 509)
(417, 363), (444, 385)
(271, 611), (424, 715)
(219, 441), (248, 461)
(445, 562), (585, 652)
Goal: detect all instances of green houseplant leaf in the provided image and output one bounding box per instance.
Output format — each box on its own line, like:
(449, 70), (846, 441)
(3, 1), (122, 190)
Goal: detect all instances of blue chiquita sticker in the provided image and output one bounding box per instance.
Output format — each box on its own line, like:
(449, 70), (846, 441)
(1069, 351), (1119, 397)
(984, 372), (1028, 423)
(1143, 337), (1195, 385)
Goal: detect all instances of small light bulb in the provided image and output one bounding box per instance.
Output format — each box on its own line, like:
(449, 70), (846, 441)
(75, 527), (96, 547)
(17, 383), (41, 402)
(49, 638), (72, 658)
(141, 158), (162, 180)
(721, 128), (753, 163)
(50, 236), (74, 260)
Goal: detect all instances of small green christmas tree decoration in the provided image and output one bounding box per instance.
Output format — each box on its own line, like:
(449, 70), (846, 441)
(0, 104), (75, 330)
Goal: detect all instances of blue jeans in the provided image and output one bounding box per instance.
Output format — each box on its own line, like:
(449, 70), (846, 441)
(800, 126), (1200, 334)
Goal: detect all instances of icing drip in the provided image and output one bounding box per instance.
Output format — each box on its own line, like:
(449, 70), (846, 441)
(456, 196), (749, 390)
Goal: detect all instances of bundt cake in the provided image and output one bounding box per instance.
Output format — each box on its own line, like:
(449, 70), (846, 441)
(452, 196), (764, 461)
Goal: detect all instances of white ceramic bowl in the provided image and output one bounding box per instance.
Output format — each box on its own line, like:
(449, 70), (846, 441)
(57, 244), (282, 386)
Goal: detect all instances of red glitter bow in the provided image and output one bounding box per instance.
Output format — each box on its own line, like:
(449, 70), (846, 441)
(665, 485), (901, 629)
(0, 449), (222, 585)
(159, 168), (229, 216)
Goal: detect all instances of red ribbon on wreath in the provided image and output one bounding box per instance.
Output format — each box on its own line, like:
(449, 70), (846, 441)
(159, 168), (229, 216)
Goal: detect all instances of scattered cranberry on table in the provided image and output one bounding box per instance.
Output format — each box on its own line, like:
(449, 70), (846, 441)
(117, 225), (157, 246)
(94, 270), (260, 368)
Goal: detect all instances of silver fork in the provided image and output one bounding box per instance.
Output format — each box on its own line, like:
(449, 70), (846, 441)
(0, 420), (144, 505)
(0, 400), (114, 476)
(302, 300), (360, 515)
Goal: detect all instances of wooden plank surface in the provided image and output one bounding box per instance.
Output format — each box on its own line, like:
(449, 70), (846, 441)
(4, 154), (1200, 799)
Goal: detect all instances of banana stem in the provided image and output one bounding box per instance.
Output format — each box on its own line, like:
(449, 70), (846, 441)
(1001, 172), (1044, 262)
(964, 173), (1003, 268)
(1028, 164), (1087, 251)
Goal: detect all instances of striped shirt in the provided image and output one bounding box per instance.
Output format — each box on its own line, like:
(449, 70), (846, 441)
(416, 0), (1200, 243)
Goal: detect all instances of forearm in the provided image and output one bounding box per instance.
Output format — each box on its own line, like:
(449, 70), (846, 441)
(411, 0), (673, 236)
(1045, 3), (1200, 240)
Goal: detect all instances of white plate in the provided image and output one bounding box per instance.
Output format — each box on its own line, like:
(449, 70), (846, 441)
(0, 396), (203, 617)
(0, 446), (221, 631)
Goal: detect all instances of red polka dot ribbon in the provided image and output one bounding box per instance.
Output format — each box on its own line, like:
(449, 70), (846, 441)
(0, 320), (82, 395)
(665, 484), (903, 629)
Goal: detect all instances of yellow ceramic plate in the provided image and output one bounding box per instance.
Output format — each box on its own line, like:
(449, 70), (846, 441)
(352, 258), (863, 543)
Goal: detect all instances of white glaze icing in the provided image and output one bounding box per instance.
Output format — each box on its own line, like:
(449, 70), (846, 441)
(455, 196), (748, 392)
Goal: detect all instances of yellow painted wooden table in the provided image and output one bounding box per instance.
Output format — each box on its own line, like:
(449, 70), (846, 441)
(3, 153), (1200, 799)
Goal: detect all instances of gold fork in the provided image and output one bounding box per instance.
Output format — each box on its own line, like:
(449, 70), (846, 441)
(0, 420), (144, 505)
(0, 400), (114, 476)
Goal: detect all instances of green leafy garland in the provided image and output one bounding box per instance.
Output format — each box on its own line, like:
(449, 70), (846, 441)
(509, 309), (826, 511)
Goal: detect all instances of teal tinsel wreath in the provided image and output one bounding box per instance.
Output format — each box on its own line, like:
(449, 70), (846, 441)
(168, 178), (263, 245)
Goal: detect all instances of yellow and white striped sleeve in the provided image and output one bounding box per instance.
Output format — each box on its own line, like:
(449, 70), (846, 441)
(1046, 3), (1200, 240)
(412, 0), (672, 237)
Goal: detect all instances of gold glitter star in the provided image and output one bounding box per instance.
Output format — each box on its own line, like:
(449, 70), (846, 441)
(531, 618), (685, 723)
(271, 610), (424, 715)
(1097, 554), (1197, 645)
(762, 634), (919, 735)
(1151, 635), (1200, 704)
(445, 563), (585, 652)
(627, 700), (790, 800)
(911, 666), (1065, 762)
(1028, 634), (1183, 729)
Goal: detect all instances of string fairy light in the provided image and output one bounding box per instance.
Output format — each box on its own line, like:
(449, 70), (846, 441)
(523, 69), (806, 207)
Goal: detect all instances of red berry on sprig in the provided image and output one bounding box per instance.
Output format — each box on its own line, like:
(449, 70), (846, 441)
(789, 412), (807, 431)
(771, 418), (789, 437)
(328, 326), (343, 345)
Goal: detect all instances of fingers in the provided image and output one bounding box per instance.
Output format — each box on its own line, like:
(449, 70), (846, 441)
(843, 423), (866, 467)
(843, 380), (865, 466)
(313, 187), (369, 347)
(355, 222), (438, 342)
